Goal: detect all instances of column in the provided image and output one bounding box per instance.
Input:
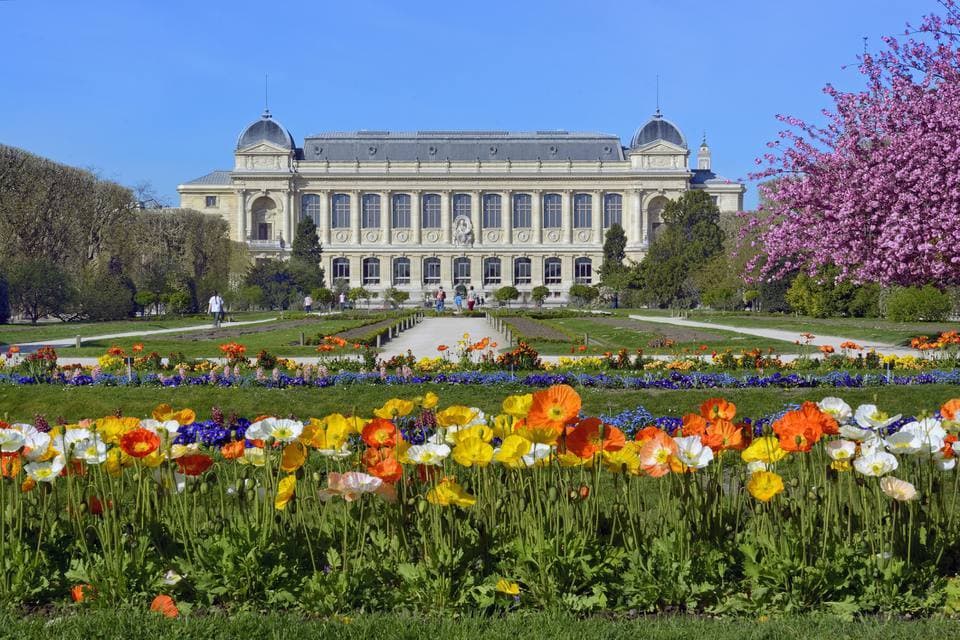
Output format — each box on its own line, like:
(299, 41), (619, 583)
(440, 254), (452, 288)
(501, 190), (512, 245)
(631, 189), (643, 246)
(318, 190), (330, 246)
(381, 191), (391, 245)
(440, 191), (451, 244)
(561, 254), (574, 289)
(562, 190), (573, 244)
(639, 192), (649, 246)
(410, 255), (422, 295)
(531, 190), (542, 244)
(349, 255), (362, 288)
(531, 255), (544, 289)
(592, 191), (603, 245)
(283, 189), (292, 249)
(501, 254), (513, 286)
(236, 190), (247, 242)
(351, 190), (361, 245)
(471, 191), (482, 246)
(411, 191), (422, 244)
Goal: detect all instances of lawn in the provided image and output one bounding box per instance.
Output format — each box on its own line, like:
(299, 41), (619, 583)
(616, 310), (956, 345)
(526, 315), (796, 355)
(1, 382), (955, 423)
(3, 610), (956, 640)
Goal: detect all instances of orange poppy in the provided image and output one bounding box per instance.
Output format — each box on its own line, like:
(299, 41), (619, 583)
(119, 428), (160, 458)
(220, 440), (246, 460)
(176, 454), (214, 476)
(71, 584), (94, 603)
(437, 345), (449, 352)
(634, 426), (663, 446)
(362, 446), (394, 468)
(941, 399), (960, 421)
(150, 594), (179, 618)
(362, 418), (397, 448)
(1, 453), (21, 478)
(526, 384), (582, 432)
(367, 456), (403, 484)
(943, 434), (958, 459)
(819, 344), (835, 355)
(638, 431), (678, 478)
(700, 398), (736, 421)
(701, 419), (745, 451)
(679, 414), (708, 438)
(772, 402), (832, 452)
(132, 343), (144, 353)
(565, 418), (625, 459)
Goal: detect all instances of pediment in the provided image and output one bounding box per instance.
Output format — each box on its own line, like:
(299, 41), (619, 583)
(630, 141), (686, 155)
(237, 142), (290, 154)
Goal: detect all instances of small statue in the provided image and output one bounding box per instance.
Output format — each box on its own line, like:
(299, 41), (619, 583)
(452, 215), (473, 247)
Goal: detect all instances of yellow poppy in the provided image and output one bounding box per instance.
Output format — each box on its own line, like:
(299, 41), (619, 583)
(452, 436), (494, 467)
(741, 436), (788, 464)
(275, 475), (296, 510)
(495, 579), (520, 596)
(747, 471), (784, 502)
(422, 392), (439, 409)
(501, 394), (533, 420)
(426, 477), (476, 507)
(601, 444), (642, 475)
(280, 442), (307, 472)
(436, 405), (478, 428)
(374, 398), (415, 420)
(494, 435), (532, 468)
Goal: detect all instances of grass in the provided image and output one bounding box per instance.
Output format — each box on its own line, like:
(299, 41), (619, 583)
(1, 382), (955, 423)
(618, 310), (957, 345)
(2, 609), (957, 640)
(0, 312), (278, 345)
(527, 316), (796, 355)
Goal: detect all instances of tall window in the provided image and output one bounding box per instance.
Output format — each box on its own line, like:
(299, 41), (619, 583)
(301, 194), (321, 225)
(391, 194), (411, 228)
(573, 193), (592, 228)
(483, 257), (501, 285)
(453, 257), (471, 284)
(452, 193), (471, 221)
(205, 195), (218, 208)
(332, 257), (350, 283)
(421, 193), (441, 228)
(512, 193), (531, 228)
(482, 194), (501, 229)
(574, 257), (592, 284)
(542, 193), (562, 228)
(362, 257), (380, 285)
(544, 257), (562, 284)
(423, 257), (441, 285)
(603, 193), (622, 228)
(331, 193), (351, 228)
(514, 257), (531, 284)
(392, 257), (410, 284)
(361, 194), (381, 229)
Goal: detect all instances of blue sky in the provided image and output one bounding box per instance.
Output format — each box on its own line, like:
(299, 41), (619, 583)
(0, 0), (925, 207)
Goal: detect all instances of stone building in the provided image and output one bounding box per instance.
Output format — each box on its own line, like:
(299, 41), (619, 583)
(178, 110), (744, 303)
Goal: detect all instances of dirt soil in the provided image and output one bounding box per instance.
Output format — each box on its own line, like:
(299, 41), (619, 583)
(165, 318), (325, 343)
(585, 317), (726, 343)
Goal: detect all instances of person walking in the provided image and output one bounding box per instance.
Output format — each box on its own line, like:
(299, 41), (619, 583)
(454, 290), (463, 313)
(303, 294), (313, 313)
(207, 291), (225, 328)
(466, 286), (476, 311)
(339, 291), (346, 311)
(435, 286), (446, 313)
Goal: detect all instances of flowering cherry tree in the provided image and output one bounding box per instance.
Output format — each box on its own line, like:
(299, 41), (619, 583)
(744, 1), (960, 286)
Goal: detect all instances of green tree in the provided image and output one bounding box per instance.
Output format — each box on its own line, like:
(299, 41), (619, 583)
(885, 285), (952, 322)
(246, 260), (296, 310)
(531, 285), (550, 308)
(384, 287), (410, 308)
(598, 223), (635, 301)
(348, 287), (373, 308)
(8, 259), (74, 323)
(71, 264), (136, 321)
(568, 284), (600, 307)
(637, 191), (724, 308)
(494, 286), (520, 307)
(289, 217), (325, 291)
(0, 272), (9, 323)
(312, 287), (335, 310)
(692, 254), (743, 310)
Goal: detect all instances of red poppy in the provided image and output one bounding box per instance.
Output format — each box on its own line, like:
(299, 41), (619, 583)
(176, 454), (214, 476)
(119, 428), (160, 458)
(437, 345), (449, 352)
(361, 418), (397, 448)
(367, 456), (403, 484)
(150, 594), (179, 618)
(565, 418), (626, 458)
(1, 453), (21, 478)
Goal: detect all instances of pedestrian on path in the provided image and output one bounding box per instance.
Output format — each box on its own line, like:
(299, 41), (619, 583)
(466, 286), (476, 311)
(454, 291), (463, 313)
(339, 291), (347, 311)
(303, 294), (313, 313)
(207, 292), (225, 328)
(435, 287), (446, 313)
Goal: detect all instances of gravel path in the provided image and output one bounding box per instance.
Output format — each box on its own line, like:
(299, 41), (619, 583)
(378, 316), (509, 360)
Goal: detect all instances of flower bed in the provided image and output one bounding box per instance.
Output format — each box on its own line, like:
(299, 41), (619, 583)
(1, 386), (960, 614)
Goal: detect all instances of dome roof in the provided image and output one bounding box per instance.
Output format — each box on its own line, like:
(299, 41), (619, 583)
(630, 111), (686, 149)
(237, 110), (295, 150)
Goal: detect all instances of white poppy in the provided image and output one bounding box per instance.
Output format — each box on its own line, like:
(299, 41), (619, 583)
(883, 430), (923, 455)
(818, 397), (852, 424)
(899, 418), (946, 454)
(407, 443), (451, 465)
(673, 435), (713, 469)
(854, 404), (901, 430)
(0, 428), (25, 453)
(879, 476), (918, 501)
(25, 457), (66, 482)
(853, 451), (898, 477)
(824, 439), (857, 461)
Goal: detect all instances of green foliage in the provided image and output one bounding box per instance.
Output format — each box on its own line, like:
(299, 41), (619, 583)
(692, 254), (743, 310)
(637, 191), (724, 307)
(166, 290), (192, 315)
(494, 286), (520, 306)
(312, 287), (335, 309)
(348, 287), (373, 305)
(384, 287), (410, 307)
(7, 258), (74, 323)
(531, 285), (551, 306)
(71, 264), (136, 321)
(599, 224), (633, 293)
(785, 267), (879, 318)
(246, 260), (297, 310)
(0, 272), (9, 323)
(289, 217), (325, 291)
(885, 285), (952, 322)
(568, 284), (600, 307)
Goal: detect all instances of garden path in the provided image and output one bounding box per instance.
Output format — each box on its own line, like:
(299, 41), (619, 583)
(377, 316), (509, 361)
(627, 314), (916, 357)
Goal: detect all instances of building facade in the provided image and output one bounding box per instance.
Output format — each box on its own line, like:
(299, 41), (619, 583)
(178, 110), (744, 303)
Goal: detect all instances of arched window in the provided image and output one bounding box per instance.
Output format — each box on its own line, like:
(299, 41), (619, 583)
(544, 257), (562, 284)
(648, 195), (670, 239)
(514, 257), (531, 285)
(251, 196), (275, 240)
(361, 194), (381, 229)
(603, 193), (622, 228)
(542, 193), (562, 228)
(421, 193), (441, 228)
(301, 194), (321, 226)
(574, 257), (592, 284)
(452, 193), (471, 220)
(512, 194), (532, 228)
(391, 194), (411, 228)
(392, 257), (410, 285)
(332, 257), (350, 283)
(483, 257), (501, 285)
(423, 257), (441, 285)
(453, 257), (471, 284)
(482, 194), (501, 229)
(362, 257), (380, 285)
(331, 193), (351, 228)
(573, 193), (592, 228)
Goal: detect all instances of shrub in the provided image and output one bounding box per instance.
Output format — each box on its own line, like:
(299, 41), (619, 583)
(494, 286), (520, 306)
(531, 286), (550, 307)
(312, 287), (334, 310)
(885, 285), (952, 322)
(568, 284), (599, 307)
(166, 290), (193, 316)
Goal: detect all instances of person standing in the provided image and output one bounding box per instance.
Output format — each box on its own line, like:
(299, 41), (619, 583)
(208, 291), (225, 328)
(466, 286), (476, 311)
(454, 290), (463, 313)
(339, 291), (346, 311)
(303, 294), (313, 313)
(435, 286), (446, 312)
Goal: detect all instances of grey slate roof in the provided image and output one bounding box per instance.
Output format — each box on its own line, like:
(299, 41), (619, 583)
(182, 170), (232, 186)
(301, 130), (626, 163)
(630, 112), (687, 149)
(691, 169), (735, 185)
(237, 111), (295, 150)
